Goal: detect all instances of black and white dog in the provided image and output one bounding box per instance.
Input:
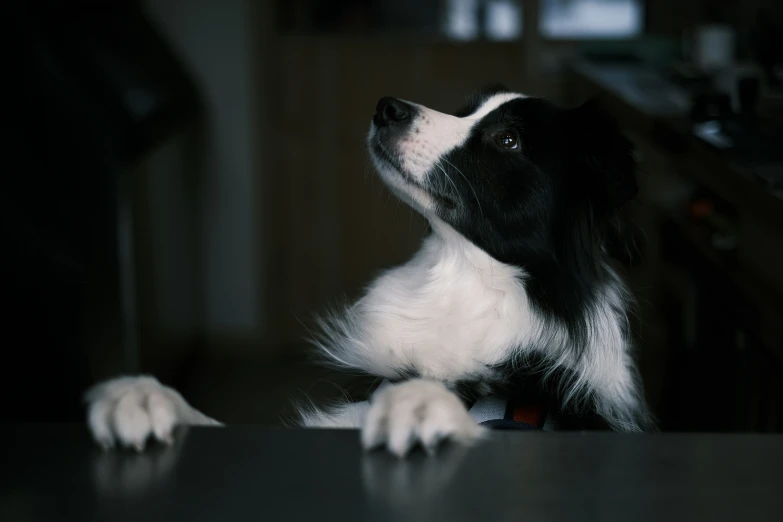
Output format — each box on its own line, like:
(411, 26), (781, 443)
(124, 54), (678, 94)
(85, 88), (653, 457)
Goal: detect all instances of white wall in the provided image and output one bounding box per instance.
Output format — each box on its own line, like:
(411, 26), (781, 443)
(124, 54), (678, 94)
(141, 0), (262, 338)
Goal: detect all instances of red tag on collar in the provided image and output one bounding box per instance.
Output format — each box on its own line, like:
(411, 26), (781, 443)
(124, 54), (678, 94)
(509, 396), (547, 428)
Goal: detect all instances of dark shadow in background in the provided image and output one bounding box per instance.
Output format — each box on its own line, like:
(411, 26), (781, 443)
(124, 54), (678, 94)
(1, 0), (199, 421)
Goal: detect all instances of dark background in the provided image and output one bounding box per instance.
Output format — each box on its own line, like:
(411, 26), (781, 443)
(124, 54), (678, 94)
(3, 0), (783, 432)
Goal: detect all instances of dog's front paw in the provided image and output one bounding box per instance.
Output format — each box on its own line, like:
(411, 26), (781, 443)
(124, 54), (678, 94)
(361, 379), (485, 458)
(84, 376), (216, 451)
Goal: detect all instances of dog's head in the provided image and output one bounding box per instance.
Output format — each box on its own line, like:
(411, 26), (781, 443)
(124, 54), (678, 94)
(368, 87), (637, 266)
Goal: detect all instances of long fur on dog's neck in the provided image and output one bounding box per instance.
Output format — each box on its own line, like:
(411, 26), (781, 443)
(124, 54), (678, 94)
(314, 218), (652, 432)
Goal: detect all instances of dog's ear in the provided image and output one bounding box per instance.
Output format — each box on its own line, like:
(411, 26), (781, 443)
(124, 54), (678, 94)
(568, 98), (638, 212)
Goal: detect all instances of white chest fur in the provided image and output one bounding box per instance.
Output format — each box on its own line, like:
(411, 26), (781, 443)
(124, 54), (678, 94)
(316, 225), (542, 383)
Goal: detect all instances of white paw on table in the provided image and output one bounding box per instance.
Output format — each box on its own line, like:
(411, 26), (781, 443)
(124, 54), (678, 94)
(361, 378), (485, 457)
(84, 376), (219, 451)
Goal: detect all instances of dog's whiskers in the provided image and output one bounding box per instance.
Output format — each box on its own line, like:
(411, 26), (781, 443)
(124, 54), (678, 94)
(434, 160), (460, 198)
(441, 157), (483, 218)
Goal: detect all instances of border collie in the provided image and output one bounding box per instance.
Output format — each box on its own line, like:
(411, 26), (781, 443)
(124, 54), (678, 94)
(85, 87), (653, 457)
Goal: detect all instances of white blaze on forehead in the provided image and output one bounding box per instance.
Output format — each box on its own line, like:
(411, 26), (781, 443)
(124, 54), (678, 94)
(464, 92), (525, 120)
(398, 92), (524, 180)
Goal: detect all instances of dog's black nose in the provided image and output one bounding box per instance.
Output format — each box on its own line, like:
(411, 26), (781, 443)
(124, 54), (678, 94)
(374, 97), (411, 127)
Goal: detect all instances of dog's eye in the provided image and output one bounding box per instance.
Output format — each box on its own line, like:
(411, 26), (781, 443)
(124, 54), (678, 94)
(494, 131), (518, 150)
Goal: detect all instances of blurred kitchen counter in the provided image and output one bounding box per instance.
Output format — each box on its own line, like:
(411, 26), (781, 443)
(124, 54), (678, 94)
(567, 57), (783, 432)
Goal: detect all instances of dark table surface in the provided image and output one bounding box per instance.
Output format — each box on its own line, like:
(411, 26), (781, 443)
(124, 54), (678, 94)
(2, 424), (783, 522)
